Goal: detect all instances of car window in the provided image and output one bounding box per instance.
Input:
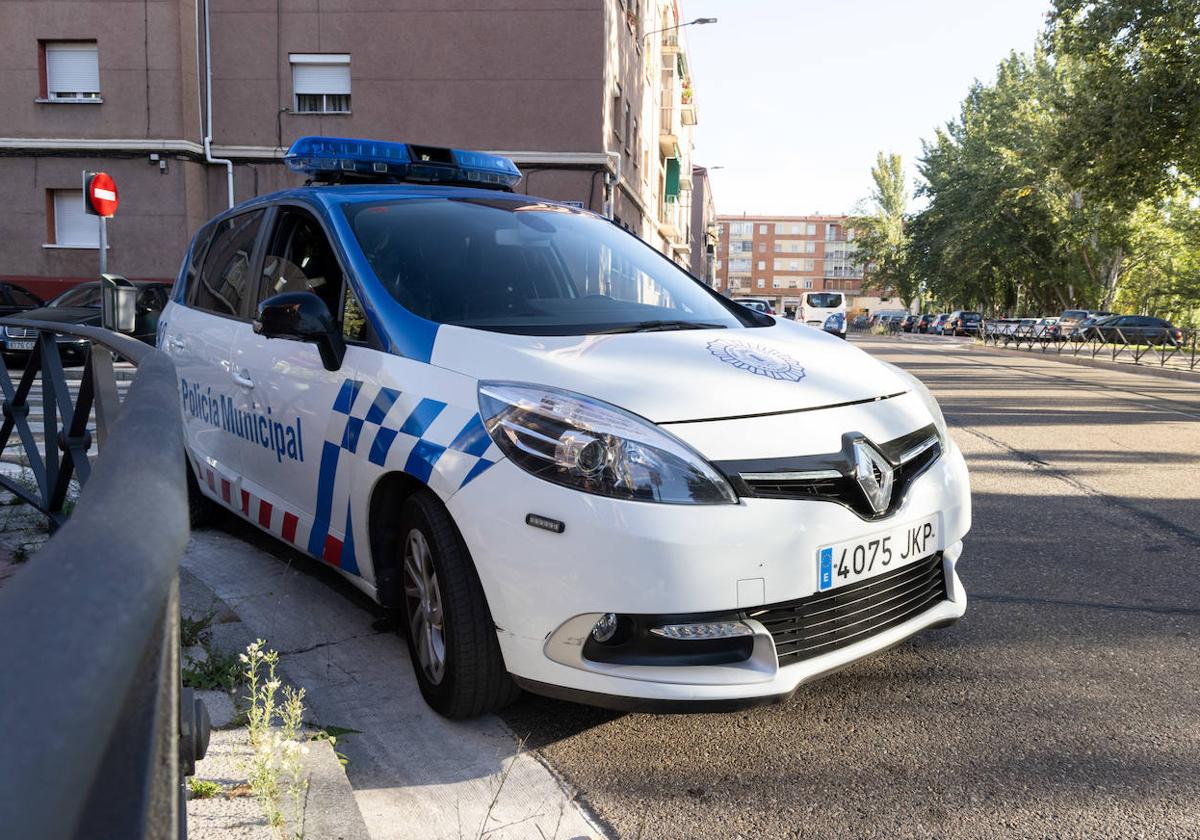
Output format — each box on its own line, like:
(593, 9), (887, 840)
(194, 210), (265, 317)
(806, 293), (842, 308)
(138, 285), (168, 312)
(343, 197), (748, 335)
(180, 222), (217, 302)
(51, 284), (101, 308)
(9, 287), (39, 307)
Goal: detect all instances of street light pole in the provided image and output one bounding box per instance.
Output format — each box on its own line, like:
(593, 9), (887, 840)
(642, 17), (718, 41)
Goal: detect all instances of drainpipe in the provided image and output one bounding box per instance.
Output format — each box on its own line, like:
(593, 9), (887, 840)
(603, 151), (622, 220)
(202, 0), (234, 208)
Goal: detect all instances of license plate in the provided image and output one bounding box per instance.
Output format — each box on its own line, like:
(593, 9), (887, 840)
(6, 341), (34, 351)
(817, 515), (940, 592)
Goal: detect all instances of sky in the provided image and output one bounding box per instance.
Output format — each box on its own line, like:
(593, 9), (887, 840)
(682, 0), (1054, 216)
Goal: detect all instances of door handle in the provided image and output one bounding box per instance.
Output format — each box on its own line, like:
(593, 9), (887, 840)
(231, 369), (255, 389)
(165, 336), (187, 352)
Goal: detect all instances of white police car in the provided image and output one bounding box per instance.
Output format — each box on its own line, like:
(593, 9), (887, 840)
(164, 137), (970, 718)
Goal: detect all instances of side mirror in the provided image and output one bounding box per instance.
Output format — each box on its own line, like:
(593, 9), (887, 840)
(254, 291), (346, 372)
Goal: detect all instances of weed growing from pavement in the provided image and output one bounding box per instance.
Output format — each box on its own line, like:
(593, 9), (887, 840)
(188, 778), (224, 799)
(183, 644), (241, 692)
(180, 609), (216, 648)
(241, 639), (311, 839)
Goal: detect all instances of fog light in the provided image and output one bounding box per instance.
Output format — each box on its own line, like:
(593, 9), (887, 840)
(650, 621), (753, 641)
(591, 612), (619, 643)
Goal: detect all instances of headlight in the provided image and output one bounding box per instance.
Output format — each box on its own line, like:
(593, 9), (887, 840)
(881, 363), (949, 444)
(478, 382), (738, 505)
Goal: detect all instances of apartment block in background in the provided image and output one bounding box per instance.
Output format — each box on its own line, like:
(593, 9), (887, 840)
(0, 0), (704, 296)
(714, 215), (866, 316)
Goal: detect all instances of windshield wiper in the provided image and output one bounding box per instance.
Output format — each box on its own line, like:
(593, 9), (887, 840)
(598, 320), (728, 334)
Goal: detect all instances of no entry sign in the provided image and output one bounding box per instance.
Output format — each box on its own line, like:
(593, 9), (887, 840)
(84, 171), (119, 217)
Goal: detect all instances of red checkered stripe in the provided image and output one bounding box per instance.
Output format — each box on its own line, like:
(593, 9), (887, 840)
(203, 465), (348, 570)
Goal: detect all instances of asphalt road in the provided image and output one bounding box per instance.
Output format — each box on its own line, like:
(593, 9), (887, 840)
(501, 334), (1200, 840)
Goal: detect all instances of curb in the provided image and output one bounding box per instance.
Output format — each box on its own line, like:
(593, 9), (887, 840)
(303, 738), (372, 840)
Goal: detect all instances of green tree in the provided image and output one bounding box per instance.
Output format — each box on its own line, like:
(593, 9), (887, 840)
(1049, 0), (1200, 211)
(850, 152), (915, 305)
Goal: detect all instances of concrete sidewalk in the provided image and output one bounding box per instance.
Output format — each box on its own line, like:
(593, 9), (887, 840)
(183, 525), (604, 840)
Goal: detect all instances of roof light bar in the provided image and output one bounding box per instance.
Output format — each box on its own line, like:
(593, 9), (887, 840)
(284, 136), (522, 190)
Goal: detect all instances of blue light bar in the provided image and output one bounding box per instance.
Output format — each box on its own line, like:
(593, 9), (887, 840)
(284, 136), (521, 190)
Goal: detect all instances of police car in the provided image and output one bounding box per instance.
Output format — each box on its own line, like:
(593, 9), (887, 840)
(164, 137), (971, 718)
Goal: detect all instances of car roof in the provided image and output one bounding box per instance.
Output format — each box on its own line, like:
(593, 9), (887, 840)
(216, 182), (584, 220)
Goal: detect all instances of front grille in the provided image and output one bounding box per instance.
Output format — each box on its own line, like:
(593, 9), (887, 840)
(5, 327), (36, 339)
(747, 553), (947, 667)
(722, 425), (942, 520)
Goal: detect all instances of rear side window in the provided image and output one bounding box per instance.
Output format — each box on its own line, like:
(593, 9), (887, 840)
(179, 222), (217, 303)
(193, 210), (265, 317)
(9, 287), (40, 307)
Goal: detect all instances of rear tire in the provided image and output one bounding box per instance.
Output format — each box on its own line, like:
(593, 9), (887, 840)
(397, 491), (520, 718)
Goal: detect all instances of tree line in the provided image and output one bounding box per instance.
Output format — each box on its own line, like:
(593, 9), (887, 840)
(851, 1), (1200, 327)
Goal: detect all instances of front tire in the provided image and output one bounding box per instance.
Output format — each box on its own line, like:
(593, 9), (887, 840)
(398, 492), (519, 718)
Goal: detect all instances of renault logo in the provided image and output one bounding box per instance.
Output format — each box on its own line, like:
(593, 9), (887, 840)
(852, 439), (895, 515)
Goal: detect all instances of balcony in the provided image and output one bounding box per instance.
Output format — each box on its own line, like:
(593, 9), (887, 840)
(662, 32), (681, 53)
(659, 106), (678, 155)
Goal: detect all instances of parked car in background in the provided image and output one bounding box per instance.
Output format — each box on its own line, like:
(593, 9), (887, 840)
(945, 311), (982, 336)
(1068, 314), (1115, 342)
(1085, 314), (1184, 346)
(823, 311), (848, 339)
(930, 314), (950, 334)
(916, 313), (937, 333)
(1, 280), (170, 362)
(739, 298), (776, 316)
(0, 283), (44, 318)
(900, 314), (919, 332)
(851, 314), (869, 329)
(1053, 309), (1113, 341)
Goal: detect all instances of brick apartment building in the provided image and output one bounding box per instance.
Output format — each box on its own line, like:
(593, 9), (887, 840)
(714, 214), (866, 316)
(1, 0), (708, 299)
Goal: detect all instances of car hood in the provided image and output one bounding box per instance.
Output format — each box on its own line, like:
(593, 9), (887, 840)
(430, 319), (910, 423)
(13, 306), (101, 326)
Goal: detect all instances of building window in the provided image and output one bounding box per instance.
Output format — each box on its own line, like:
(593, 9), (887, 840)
(757, 242), (766, 253)
(631, 117), (639, 164)
(803, 279), (814, 289)
(42, 41), (100, 101)
(291, 54), (351, 113)
(757, 260), (765, 270)
(756, 278), (766, 288)
(48, 190), (99, 247)
(772, 280), (781, 289)
(806, 223), (817, 236)
(758, 224), (767, 234)
(624, 101), (632, 150)
(612, 85), (623, 141)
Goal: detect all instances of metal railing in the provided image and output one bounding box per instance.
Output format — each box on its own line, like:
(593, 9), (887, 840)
(0, 319), (205, 838)
(981, 320), (1199, 371)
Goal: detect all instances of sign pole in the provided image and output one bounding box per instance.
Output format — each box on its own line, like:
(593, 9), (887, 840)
(98, 215), (108, 276)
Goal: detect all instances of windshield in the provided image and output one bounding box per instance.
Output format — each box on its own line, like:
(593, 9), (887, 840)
(50, 285), (101, 308)
(344, 198), (750, 335)
(805, 293), (843, 308)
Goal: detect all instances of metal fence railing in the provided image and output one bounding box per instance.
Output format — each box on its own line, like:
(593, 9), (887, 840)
(0, 319), (205, 838)
(980, 320), (1199, 371)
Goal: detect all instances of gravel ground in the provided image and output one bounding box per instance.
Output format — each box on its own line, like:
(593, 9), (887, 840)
(186, 730), (274, 840)
(501, 336), (1200, 840)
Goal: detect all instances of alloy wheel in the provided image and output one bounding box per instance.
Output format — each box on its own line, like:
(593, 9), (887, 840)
(403, 528), (446, 684)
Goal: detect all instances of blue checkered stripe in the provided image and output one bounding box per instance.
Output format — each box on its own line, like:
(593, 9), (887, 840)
(308, 378), (502, 564)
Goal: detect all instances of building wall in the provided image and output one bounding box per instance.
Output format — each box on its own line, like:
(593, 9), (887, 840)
(714, 214), (866, 316)
(0, 0), (700, 291)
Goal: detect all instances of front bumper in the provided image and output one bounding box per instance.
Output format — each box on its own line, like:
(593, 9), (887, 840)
(447, 429), (971, 706)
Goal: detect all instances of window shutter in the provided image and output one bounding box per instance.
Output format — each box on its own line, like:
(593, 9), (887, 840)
(46, 43), (100, 95)
(664, 158), (680, 201)
(292, 62), (351, 95)
(54, 190), (98, 247)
